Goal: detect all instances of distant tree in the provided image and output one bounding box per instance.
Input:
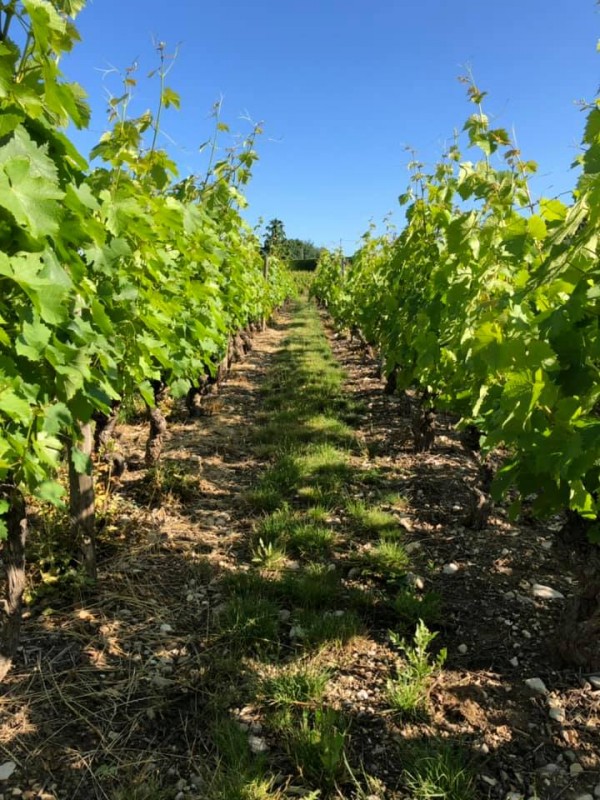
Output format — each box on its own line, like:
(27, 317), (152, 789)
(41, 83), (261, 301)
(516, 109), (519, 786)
(286, 238), (323, 260)
(262, 218), (288, 257)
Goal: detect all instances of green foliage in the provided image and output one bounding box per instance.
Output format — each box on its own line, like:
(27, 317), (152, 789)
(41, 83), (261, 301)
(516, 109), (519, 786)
(386, 620), (447, 717)
(312, 79), (600, 539)
(0, 2), (292, 530)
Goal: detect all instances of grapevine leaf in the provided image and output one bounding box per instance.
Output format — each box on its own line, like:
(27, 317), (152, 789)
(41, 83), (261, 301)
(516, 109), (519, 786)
(43, 402), (72, 435)
(36, 480), (65, 506)
(71, 446), (92, 475)
(0, 390), (31, 422)
(16, 317), (52, 361)
(0, 130), (64, 237)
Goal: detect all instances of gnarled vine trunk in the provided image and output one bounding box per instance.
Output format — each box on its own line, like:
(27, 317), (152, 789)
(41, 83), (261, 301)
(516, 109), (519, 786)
(145, 382), (169, 468)
(93, 403), (125, 478)
(68, 422), (97, 580)
(557, 513), (600, 670)
(411, 398), (435, 452)
(0, 482), (28, 681)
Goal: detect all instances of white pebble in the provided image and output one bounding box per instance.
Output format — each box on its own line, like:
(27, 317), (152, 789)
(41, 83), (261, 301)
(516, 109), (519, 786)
(524, 677), (548, 695)
(248, 735), (269, 754)
(548, 706), (565, 723)
(458, 644), (468, 654)
(0, 762), (15, 781)
(159, 623), (173, 633)
(443, 562), (460, 575)
(531, 584), (564, 600)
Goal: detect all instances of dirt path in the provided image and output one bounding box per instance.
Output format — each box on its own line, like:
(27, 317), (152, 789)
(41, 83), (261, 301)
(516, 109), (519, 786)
(0, 317), (289, 800)
(0, 299), (598, 800)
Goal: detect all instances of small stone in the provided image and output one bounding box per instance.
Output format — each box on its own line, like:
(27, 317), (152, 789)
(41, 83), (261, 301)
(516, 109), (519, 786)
(522, 630), (532, 639)
(594, 784), (600, 798)
(248, 735), (269, 754)
(501, 548), (510, 556)
(477, 742), (490, 755)
(287, 560), (300, 571)
(525, 678), (548, 695)
(505, 591), (515, 600)
(505, 793), (522, 800)
(0, 764), (15, 782)
(357, 689), (369, 701)
(574, 795), (594, 800)
(531, 584), (564, 601)
(564, 750), (576, 763)
(159, 623), (173, 633)
(174, 793), (184, 800)
(175, 779), (186, 791)
(347, 567), (360, 579)
(510, 657), (519, 667)
(548, 706), (565, 723)
(541, 540), (552, 550)
(481, 775), (497, 787)
(538, 763), (560, 776)
(443, 562), (460, 575)
(289, 625), (305, 640)
(588, 675), (600, 690)
(405, 572), (425, 590)
(458, 643), (468, 654)
(405, 541), (422, 554)
(570, 763), (584, 776)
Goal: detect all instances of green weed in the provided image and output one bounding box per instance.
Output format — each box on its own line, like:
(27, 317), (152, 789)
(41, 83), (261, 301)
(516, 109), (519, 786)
(393, 589), (442, 629)
(386, 620), (447, 718)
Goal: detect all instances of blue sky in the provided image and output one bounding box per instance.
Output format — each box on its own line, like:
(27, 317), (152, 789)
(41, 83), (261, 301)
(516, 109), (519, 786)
(63, 1), (599, 253)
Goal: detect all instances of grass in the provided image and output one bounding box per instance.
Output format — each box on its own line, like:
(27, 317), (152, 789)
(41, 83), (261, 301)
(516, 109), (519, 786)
(253, 506), (336, 560)
(362, 539), (409, 580)
(204, 719), (285, 800)
(260, 662), (331, 706)
(270, 706), (350, 791)
(294, 608), (363, 647)
(401, 741), (476, 800)
(346, 499), (403, 537)
(207, 300), (445, 797)
(217, 594), (281, 654)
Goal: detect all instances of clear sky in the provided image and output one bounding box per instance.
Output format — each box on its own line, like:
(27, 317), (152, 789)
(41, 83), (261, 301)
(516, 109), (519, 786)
(63, 1), (599, 253)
